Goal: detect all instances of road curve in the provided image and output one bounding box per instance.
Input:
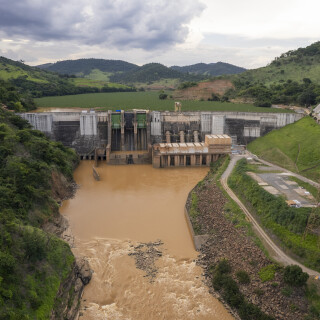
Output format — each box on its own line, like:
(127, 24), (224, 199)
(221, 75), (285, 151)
(220, 155), (320, 277)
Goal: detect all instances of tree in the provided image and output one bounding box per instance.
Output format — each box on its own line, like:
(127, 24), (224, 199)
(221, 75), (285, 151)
(283, 265), (309, 286)
(159, 93), (168, 100)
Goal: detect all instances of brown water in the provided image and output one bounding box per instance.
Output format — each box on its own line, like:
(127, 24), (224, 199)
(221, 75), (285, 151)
(61, 161), (233, 320)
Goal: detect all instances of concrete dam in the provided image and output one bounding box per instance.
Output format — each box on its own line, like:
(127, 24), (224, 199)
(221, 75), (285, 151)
(21, 110), (303, 167)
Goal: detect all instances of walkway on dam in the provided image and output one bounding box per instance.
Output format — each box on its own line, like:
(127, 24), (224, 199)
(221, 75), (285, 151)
(220, 154), (320, 277)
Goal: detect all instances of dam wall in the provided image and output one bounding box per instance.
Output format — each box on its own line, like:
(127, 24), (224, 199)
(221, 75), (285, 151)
(20, 110), (304, 160)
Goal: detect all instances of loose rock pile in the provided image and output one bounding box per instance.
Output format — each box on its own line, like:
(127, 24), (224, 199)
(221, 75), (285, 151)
(188, 179), (309, 320)
(129, 240), (163, 282)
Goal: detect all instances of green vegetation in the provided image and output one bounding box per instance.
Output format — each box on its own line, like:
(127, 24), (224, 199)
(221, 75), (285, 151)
(34, 91), (293, 112)
(70, 77), (131, 89)
(236, 270), (251, 284)
(38, 58), (137, 76)
(172, 62), (246, 76)
(235, 42), (320, 86)
(0, 79), (35, 111)
(224, 42), (320, 106)
(258, 264), (278, 282)
(109, 62), (204, 84)
(177, 81), (198, 90)
(211, 260), (274, 320)
(248, 117), (320, 181)
(0, 56), (136, 98)
(189, 192), (201, 235)
(306, 283), (320, 318)
(283, 265), (309, 287)
(232, 78), (320, 107)
(228, 159), (320, 271)
(0, 109), (78, 318)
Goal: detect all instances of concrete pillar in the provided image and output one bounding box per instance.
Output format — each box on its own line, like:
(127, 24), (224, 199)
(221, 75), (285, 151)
(199, 154), (203, 166)
(193, 131), (199, 143)
(107, 111), (112, 147)
(179, 131), (185, 143)
(206, 155), (211, 166)
(174, 155), (179, 167)
(153, 155), (161, 168)
(166, 131), (171, 143)
(106, 145), (111, 163)
(183, 155), (186, 167)
(146, 111), (151, 148)
(133, 111), (138, 151)
(121, 110), (125, 151)
(191, 155), (196, 166)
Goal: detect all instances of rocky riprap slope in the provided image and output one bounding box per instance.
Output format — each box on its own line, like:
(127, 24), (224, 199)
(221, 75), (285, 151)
(186, 174), (309, 320)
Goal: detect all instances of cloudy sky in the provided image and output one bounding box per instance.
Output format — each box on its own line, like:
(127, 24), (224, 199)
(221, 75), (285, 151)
(0, 0), (319, 69)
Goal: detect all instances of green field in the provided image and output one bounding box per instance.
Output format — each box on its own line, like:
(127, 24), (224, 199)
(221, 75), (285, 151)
(70, 77), (129, 89)
(248, 117), (320, 181)
(34, 91), (293, 112)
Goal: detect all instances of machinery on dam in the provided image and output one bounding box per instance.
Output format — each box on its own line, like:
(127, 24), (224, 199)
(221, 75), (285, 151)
(20, 109), (303, 166)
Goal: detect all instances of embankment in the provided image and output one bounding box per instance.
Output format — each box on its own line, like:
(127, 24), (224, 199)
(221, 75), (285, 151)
(185, 156), (310, 320)
(0, 109), (91, 319)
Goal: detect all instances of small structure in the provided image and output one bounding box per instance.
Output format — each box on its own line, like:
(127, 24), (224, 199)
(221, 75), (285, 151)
(152, 134), (231, 168)
(174, 102), (182, 112)
(286, 200), (301, 208)
(313, 104), (320, 122)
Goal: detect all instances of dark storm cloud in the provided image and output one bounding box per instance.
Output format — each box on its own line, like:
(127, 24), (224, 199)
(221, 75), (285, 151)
(0, 0), (205, 49)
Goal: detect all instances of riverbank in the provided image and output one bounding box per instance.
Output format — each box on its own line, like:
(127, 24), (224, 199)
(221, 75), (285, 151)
(44, 170), (93, 319)
(186, 156), (310, 320)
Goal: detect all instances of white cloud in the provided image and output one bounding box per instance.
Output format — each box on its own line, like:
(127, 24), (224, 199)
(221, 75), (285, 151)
(0, 0), (319, 68)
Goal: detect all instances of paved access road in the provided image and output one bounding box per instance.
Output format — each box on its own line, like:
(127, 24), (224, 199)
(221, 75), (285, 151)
(220, 154), (320, 277)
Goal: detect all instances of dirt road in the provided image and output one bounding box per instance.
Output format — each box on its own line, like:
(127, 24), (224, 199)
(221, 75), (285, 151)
(220, 155), (320, 277)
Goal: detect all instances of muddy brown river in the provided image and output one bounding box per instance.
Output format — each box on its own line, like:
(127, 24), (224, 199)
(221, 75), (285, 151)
(61, 161), (233, 320)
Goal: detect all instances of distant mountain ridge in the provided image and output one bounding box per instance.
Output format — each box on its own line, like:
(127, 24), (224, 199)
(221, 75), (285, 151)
(37, 58), (138, 76)
(171, 62), (246, 76)
(109, 62), (204, 84)
(36, 58), (246, 83)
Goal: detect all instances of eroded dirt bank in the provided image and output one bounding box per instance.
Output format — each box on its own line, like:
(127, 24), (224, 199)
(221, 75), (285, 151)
(186, 170), (309, 320)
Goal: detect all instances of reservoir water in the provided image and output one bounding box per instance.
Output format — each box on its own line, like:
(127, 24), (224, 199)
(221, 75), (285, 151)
(61, 161), (233, 320)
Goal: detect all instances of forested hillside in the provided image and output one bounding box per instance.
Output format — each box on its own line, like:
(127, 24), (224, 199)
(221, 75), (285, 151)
(38, 58), (138, 76)
(225, 42), (320, 107)
(0, 109), (79, 318)
(109, 63), (205, 84)
(0, 56), (135, 98)
(171, 62), (246, 76)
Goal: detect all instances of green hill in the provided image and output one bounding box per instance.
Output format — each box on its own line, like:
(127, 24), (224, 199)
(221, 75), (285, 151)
(171, 62), (246, 76)
(0, 56), (134, 98)
(236, 42), (320, 86)
(224, 42), (320, 107)
(109, 62), (205, 84)
(37, 58), (138, 77)
(248, 117), (320, 181)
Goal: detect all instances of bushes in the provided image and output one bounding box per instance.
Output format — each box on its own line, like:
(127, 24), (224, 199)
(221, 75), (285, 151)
(236, 270), (250, 284)
(258, 265), (278, 282)
(283, 265), (309, 287)
(211, 260), (274, 320)
(0, 109), (77, 318)
(228, 159), (320, 270)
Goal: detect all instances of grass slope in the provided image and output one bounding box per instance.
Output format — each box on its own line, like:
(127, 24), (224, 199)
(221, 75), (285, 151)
(34, 91), (293, 112)
(248, 117), (320, 181)
(234, 41), (320, 86)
